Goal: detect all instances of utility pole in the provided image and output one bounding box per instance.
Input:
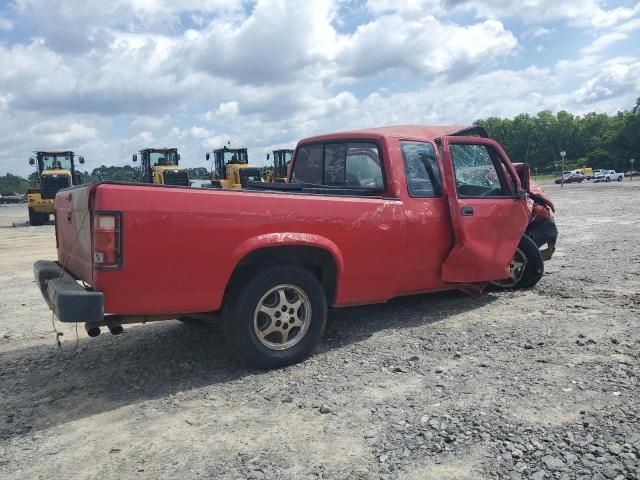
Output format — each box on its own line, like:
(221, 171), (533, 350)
(560, 151), (566, 188)
(631, 158), (635, 181)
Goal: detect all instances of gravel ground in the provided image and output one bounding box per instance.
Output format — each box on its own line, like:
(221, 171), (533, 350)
(0, 181), (638, 480)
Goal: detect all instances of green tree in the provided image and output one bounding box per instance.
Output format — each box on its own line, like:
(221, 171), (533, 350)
(0, 173), (29, 194)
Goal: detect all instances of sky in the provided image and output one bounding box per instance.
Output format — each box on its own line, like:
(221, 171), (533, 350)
(0, 0), (639, 176)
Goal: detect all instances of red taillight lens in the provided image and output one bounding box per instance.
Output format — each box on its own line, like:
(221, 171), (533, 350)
(93, 212), (122, 268)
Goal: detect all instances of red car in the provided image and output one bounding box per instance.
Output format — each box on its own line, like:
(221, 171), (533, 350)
(35, 125), (556, 368)
(555, 173), (584, 184)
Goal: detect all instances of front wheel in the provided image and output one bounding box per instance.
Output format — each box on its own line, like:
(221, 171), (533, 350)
(28, 207), (48, 226)
(224, 265), (327, 369)
(606, 177), (611, 182)
(490, 235), (544, 290)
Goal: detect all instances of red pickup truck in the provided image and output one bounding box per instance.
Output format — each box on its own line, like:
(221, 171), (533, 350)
(34, 125), (557, 368)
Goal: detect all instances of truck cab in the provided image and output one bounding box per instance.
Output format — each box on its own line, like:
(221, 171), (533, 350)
(206, 146), (262, 189)
(27, 150), (85, 226)
(133, 148), (190, 186)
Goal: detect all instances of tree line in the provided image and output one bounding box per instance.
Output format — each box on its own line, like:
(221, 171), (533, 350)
(474, 98), (640, 174)
(2, 99), (639, 193)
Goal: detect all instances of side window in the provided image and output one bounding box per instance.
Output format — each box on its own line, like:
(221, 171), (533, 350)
(450, 144), (514, 197)
(400, 141), (442, 197)
(291, 144), (323, 185)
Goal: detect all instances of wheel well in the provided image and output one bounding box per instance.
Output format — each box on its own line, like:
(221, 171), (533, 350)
(225, 245), (338, 305)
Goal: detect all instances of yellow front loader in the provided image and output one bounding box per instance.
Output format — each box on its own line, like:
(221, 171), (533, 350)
(133, 148), (190, 186)
(27, 151), (85, 226)
(264, 149), (293, 183)
(206, 146), (262, 189)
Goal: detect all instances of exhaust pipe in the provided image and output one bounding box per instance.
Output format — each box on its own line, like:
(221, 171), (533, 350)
(85, 323), (101, 337)
(108, 324), (124, 335)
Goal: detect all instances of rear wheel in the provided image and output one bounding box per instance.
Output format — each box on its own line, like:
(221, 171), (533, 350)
(490, 235), (544, 290)
(606, 177), (611, 182)
(224, 265), (327, 369)
(617, 176), (623, 182)
(28, 208), (48, 226)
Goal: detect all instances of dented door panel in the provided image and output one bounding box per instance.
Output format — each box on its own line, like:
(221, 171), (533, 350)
(440, 136), (530, 283)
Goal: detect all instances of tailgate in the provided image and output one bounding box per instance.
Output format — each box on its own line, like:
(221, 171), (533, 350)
(55, 185), (94, 284)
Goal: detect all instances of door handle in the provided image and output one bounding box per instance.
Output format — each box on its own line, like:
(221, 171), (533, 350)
(461, 206), (474, 216)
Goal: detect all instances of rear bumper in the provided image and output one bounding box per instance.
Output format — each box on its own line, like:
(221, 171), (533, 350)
(33, 260), (103, 323)
(526, 217), (558, 261)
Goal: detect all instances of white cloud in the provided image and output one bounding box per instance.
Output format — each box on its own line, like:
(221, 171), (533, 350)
(0, 16), (12, 31)
(184, 0), (339, 84)
(45, 123), (98, 145)
(12, 0), (244, 52)
(216, 101), (239, 116)
(336, 16), (517, 79)
(129, 115), (171, 131)
(528, 27), (555, 38)
(368, 0), (640, 28)
(571, 60), (640, 105)
(581, 32), (629, 55)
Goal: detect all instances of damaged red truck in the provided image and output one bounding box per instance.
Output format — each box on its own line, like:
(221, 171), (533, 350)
(34, 126), (557, 368)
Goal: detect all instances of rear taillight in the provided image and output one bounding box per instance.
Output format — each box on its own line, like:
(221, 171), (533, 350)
(93, 212), (122, 269)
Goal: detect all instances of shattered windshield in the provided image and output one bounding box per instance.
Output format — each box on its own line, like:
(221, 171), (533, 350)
(450, 144), (513, 197)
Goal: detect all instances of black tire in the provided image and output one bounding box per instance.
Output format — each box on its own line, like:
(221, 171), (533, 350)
(28, 207), (48, 226)
(223, 265), (327, 369)
(605, 177), (611, 182)
(491, 235), (544, 290)
(617, 176), (623, 182)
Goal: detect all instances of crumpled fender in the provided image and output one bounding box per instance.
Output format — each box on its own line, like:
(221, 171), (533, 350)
(528, 180), (555, 212)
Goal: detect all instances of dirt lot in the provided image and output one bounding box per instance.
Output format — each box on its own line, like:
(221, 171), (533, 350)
(1, 182), (639, 480)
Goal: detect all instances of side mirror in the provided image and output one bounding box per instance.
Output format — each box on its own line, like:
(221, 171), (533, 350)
(29, 157), (35, 166)
(518, 188), (527, 200)
(206, 153), (210, 161)
(79, 156), (85, 164)
(266, 153), (270, 161)
(132, 154), (138, 162)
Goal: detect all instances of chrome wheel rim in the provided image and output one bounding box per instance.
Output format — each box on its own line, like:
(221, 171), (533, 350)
(491, 248), (528, 288)
(253, 284), (312, 351)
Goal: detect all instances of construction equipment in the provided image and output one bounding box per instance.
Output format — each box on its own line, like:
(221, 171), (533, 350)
(133, 148), (190, 186)
(265, 149), (294, 182)
(206, 146), (262, 189)
(27, 151), (85, 226)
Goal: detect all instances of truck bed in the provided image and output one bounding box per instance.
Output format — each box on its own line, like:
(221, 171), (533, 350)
(56, 181), (443, 316)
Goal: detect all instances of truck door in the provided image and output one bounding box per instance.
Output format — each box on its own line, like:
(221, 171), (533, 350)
(439, 136), (530, 283)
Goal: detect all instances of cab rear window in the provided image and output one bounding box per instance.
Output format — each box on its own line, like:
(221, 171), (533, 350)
(291, 142), (384, 191)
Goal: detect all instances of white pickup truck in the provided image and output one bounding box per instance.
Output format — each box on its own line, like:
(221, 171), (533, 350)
(594, 170), (624, 182)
